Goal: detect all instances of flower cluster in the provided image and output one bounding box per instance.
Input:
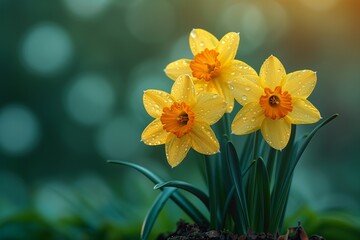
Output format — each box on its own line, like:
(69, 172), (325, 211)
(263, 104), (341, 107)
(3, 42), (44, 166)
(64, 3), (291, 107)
(142, 29), (321, 167)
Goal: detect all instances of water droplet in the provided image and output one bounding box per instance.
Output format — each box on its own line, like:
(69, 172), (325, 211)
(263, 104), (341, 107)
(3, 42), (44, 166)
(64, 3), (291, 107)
(251, 117), (256, 122)
(199, 41), (205, 47)
(242, 116), (247, 121)
(221, 40), (226, 44)
(244, 87), (251, 91)
(241, 95), (247, 101)
(212, 95), (218, 99)
(190, 31), (197, 38)
(231, 72), (235, 76)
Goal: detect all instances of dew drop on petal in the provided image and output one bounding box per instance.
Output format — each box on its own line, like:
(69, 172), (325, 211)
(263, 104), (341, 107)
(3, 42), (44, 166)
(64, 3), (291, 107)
(241, 95), (247, 101)
(190, 31), (197, 38)
(244, 87), (251, 91)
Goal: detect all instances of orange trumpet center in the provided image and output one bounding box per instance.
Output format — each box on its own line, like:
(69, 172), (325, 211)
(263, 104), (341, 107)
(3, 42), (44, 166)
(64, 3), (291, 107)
(190, 48), (221, 81)
(259, 86), (293, 120)
(160, 102), (195, 138)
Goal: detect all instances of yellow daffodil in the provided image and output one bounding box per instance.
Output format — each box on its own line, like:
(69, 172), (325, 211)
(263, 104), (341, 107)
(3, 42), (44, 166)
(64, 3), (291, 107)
(141, 75), (226, 167)
(230, 55), (321, 150)
(165, 28), (240, 113)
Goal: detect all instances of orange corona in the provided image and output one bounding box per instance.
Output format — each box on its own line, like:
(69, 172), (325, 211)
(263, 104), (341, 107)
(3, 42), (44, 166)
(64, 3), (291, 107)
(259, 86), (293, 120)
(190, 48), (221, 81)
(160, 102), (195, 138)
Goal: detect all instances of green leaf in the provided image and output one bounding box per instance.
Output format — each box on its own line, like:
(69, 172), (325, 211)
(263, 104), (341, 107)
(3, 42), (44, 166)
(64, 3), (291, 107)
(141, 188), (177, 240)
(270, 114), (338, 231)
(266, 147), (277, 189)
(239, 133), (254, 172)
(292, 114), (338, 175)
(107, 160), (208, 224)
(225, 141), (250, 233)
(154, 181), (209, 209)
(255, 157), (271, 233)
(276, 114), (338, 229)
(205, 154), (221, 230)
(269, 125), (297, 232)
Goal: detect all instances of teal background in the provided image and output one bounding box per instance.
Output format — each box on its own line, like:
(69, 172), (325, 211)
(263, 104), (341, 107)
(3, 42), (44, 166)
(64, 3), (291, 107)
(1, 0), (359, 239)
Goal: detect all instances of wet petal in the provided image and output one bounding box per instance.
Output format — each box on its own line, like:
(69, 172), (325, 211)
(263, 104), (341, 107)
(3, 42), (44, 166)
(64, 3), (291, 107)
(259, 55), (286, 90)
(165, 134), (191, 167)
(283, 70), (317, 98)
(189, 122), (219, 155)
(141, 119), (168, 145)
(224, 61), (263, 106)
(261, 117), (291, 150)
(231, 103), (264, 135)
(223, 60), (260, 85)
(192, 93), (226, 125)
(164, 59), (192, 81)
(286, 98), (321, 124)
(143, 90), (174, 118)
(212, 76), (234, 113)
(171, 75), (196, 104)
(189, 28), (219, 55)
(216, 32), (239, 66)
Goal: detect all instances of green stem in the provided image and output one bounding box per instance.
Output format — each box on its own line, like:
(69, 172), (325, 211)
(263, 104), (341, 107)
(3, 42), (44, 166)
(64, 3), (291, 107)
(205, 154), (219, 230)
(253, 131), (260, 160)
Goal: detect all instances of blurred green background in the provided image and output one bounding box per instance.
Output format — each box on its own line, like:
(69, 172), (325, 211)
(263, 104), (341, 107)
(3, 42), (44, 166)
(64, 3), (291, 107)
(1, 0), (359, 239)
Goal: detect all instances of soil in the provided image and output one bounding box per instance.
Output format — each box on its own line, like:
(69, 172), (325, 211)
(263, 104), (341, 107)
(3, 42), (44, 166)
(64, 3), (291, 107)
(157, 220), (325, 240)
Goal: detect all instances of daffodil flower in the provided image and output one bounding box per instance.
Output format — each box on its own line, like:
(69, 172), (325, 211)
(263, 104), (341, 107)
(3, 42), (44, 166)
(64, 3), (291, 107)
(230, 55), (321, 150)
(165, 28), (240, 113)
(141, 75), (226, 167)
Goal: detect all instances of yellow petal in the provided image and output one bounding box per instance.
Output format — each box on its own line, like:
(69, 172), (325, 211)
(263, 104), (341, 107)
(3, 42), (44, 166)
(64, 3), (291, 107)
(212, 76), (234, 113)
(192, 93), (226, 125)
(189, 122), (219, 155)
(171, 75), (196, 104)
(143, 90), (174, 118)
(189, 28), (219, 55)
(259, 55), (286, 90)
(261, 118), (291, 150)
(165, 134), (191, 167)
(141, 119), (168, 145)
(216, 32), (239, 66)
(231, 102), (264, 135)
(164, 59), (192, 81)
(286, 98), (321, 124)
(283, 70), (317, 98)
(223, 60), (260, 84)
(224, 61), (263, 106)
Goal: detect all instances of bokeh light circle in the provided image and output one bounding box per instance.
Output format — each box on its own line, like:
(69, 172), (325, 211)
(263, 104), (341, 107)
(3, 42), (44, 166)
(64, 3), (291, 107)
(125, 0), (175, 44)
(95, 115), (140, 160)
(63, 0), (111, 19)
(64, 73), (115, 126)
(219, 3), (267, 54)
(21, 23), (73, 75)
(127, 60), (172, 125)
(299, 0), (338, 11)
(0, 105), (40, 156)
(34, 182), (76, 221)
